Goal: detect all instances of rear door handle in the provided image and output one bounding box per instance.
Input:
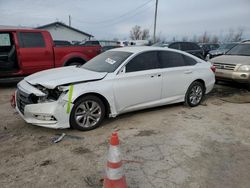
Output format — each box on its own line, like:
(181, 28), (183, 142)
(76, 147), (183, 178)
(151, 74), (161, 78)
(184, 70), (192, 74)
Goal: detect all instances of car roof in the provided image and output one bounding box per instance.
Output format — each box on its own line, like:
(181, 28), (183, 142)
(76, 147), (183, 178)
(0, 28), (48, 33)
(110, 46), (179, 54)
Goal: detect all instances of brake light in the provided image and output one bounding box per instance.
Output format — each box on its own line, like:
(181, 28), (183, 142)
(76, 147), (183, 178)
(210, 65), (216, 73)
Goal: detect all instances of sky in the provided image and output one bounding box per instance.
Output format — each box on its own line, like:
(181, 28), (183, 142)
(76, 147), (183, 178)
(0, 0), (250, 41)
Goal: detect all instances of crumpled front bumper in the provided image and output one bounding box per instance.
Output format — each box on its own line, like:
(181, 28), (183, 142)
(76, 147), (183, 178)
(16, 99), (72, 129)
(15, 81), (73, 129)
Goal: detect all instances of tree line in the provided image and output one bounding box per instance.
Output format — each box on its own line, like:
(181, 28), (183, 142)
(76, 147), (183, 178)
(129, 25), (245, 43)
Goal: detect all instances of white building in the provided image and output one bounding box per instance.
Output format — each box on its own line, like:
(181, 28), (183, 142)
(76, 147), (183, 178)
(36, 22), (93, 43)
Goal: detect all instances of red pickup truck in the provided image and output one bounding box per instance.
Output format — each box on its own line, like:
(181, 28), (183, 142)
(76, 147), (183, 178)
(0, 29), (101, 82)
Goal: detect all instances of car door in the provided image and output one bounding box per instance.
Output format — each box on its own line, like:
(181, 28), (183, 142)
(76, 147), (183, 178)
(159, 51), (197, 101)
(113, 51), (162, 113)
(17, 31), (54, 74)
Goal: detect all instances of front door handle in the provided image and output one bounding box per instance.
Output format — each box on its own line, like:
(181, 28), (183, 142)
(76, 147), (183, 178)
(184, 70), (193, 74)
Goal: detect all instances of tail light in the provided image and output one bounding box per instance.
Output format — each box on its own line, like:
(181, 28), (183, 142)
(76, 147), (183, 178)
(210, 65), (216, 73)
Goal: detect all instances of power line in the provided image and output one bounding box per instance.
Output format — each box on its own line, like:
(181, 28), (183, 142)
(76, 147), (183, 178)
(74, 3), (155, 29)
(73, 0), (154, 25)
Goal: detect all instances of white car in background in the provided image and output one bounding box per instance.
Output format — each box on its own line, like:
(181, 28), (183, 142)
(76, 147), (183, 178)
(15, 47), (215, 131)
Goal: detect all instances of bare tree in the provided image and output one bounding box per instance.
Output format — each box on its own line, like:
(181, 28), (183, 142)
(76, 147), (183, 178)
(130, 25), (142, 40)
(201, 32), (210, 43)
(232, 27), (244, 42)
(141, 29), (150, 40)
(130, 25), (150, 40)
(224, 28), (244, 42)
(211, 35), (219, 43)
(225, 28), (235, 42)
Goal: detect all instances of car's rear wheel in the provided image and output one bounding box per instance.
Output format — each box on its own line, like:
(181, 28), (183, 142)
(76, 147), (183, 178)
(185, 81), (205, 107)
(70, 95), (105, 131)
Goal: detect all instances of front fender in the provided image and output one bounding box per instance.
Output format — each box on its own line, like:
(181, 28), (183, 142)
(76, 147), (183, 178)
(62, 81), (118, 117)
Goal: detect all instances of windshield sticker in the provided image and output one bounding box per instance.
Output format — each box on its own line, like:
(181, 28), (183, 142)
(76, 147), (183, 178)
(105, 58), (116, 65)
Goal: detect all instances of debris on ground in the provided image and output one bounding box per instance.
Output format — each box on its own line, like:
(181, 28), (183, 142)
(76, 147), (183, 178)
(52, 133), (66, 143)
(39, 160), (53, 167)
(51, 133), (84, 143)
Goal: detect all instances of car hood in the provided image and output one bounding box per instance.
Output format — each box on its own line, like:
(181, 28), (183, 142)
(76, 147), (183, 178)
(210, 55), (250, 65)
(25, 66), (107, 89)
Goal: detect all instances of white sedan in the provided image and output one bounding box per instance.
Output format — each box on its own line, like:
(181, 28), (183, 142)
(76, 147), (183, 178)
(15, 47), (215, 131)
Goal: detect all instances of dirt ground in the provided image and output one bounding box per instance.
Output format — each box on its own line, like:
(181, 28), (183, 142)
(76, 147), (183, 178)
(0, 82), (250, 188)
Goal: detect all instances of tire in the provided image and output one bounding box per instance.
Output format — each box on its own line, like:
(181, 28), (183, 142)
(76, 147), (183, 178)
(68, 62), (83, 66)
(70, 95), (105, 131)
(185, 81), (205, 107)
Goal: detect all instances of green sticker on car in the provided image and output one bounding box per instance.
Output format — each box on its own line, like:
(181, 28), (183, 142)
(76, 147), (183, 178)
(66, 85), (74, 114)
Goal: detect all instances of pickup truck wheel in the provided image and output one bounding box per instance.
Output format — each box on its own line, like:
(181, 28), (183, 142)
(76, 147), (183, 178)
(185, 81), (205, 107)
(70, 95), (105, 131)
(68, 62), (83, 66)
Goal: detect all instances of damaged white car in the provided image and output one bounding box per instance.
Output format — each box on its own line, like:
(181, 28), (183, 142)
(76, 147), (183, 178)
(14, 47), (215, 131)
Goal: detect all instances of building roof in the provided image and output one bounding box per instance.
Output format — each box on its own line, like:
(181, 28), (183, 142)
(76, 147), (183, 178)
(36, 22), (93, 37)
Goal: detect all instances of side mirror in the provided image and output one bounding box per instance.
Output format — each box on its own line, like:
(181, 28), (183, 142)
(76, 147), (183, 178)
(118, 66), (126, 75)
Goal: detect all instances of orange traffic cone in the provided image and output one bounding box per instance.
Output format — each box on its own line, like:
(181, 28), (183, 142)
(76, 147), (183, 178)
(103, 132), (128, 188)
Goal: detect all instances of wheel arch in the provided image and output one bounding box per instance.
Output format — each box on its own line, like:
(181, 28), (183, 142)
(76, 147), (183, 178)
(73, 92), (111, 117)
(64, 57), (86, 66)
(193, 79), (206, 93)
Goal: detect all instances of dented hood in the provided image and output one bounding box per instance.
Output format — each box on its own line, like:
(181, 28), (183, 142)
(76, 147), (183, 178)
(25, 66), (107, 89)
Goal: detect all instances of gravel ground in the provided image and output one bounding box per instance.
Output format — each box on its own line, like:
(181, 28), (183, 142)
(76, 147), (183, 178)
(0, 82), (250, 188)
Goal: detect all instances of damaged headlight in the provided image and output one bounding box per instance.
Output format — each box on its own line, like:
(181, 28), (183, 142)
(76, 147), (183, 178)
(35, 85), (67, 103)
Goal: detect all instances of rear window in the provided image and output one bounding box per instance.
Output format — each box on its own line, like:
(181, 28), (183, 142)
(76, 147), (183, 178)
(159, 51), (186, 68)
(183, 55), (197, 65)
(191, 43), (201, 50)
(159, 51), (197, 68)
(168, 43), (179, 50)
(181, 43), (200, 50)
(18, 32), (45, 48)
(83, 41), (100, 46)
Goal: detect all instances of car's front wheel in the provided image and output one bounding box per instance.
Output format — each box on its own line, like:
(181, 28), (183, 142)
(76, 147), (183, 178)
(185, 81), (205, 107)
(70, 95), (105, 131)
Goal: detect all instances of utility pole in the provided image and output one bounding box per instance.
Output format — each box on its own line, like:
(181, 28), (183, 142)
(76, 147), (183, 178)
(69, 15), (71, 27)
(153, 0), (159, 43)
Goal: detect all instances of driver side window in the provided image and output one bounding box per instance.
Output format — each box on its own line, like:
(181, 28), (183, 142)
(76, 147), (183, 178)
(126, 51), (158, 73)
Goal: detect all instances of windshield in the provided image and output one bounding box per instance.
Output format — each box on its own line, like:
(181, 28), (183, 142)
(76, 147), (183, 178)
(217, 43), (236, 50)
(81, 51), (132, 73)
(226, 44), (250, 56)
